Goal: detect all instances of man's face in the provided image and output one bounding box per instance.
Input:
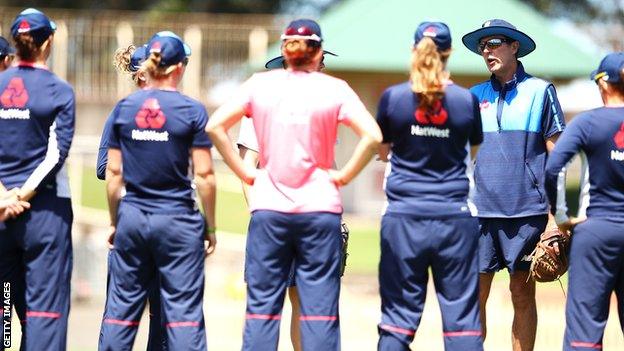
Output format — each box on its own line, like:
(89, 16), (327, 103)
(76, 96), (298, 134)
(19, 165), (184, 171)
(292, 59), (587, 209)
(479, 35), (518, 75)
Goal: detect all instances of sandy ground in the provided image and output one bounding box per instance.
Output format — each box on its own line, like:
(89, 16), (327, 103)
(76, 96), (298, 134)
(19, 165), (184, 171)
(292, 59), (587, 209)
(6, 232), (624, 351)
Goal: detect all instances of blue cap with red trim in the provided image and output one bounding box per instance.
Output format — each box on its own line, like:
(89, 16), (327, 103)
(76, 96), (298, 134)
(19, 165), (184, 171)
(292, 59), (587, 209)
(281, 19), (323, 42)
(414, 21), (452, 51)
(10, 8), (57, 46)
(146, 31), (191, 67)
(130, 45), (147, 72)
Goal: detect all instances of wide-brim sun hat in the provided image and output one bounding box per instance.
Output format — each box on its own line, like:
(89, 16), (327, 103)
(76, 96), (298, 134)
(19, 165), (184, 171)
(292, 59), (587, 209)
(462, 19), (536, 58)
(264, 50), (337, 69)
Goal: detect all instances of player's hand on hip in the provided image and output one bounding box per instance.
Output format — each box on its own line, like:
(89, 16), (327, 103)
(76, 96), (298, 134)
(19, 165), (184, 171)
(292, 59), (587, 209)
(329, 169), (348, 187)
(242, 166), (256, 186)
(205, 232), (217, 257)
(107, 225), (116, 249)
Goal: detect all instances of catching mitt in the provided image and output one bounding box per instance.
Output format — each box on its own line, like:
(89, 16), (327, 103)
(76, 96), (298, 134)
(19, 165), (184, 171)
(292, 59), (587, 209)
(529, 227), (571, 282)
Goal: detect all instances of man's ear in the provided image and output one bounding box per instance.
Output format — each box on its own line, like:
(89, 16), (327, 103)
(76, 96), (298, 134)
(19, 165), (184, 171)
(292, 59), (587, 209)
(511, 41), (520, 56)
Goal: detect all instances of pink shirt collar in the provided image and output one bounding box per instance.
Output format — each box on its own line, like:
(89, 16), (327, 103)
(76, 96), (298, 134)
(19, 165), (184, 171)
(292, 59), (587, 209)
(16, 61), (49, 70)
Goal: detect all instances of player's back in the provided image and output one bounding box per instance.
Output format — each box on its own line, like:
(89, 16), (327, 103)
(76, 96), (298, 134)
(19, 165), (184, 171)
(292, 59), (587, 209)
(109, 88), (211, 213)
(240, 69), (367, 213)
(0, 64), (74, 189)
(378, 81), (482, 218)
(576, 107), (624, 218)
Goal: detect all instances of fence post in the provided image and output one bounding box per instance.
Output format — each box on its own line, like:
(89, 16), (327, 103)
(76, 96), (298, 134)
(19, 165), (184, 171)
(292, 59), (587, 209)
(183, 26), (202, 100)
(116, 22), (134, 99)
(52, 21), (68, 80)
(248, 27), (268, 66)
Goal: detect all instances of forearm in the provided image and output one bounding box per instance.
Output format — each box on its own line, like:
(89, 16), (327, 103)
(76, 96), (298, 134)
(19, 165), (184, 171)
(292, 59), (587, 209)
(18, 188), (36, 202)
(106, 171), (123, 226)
(195, 172), (217, 229)
(209, 126), (252, 184)
(337, 135), (380, 185)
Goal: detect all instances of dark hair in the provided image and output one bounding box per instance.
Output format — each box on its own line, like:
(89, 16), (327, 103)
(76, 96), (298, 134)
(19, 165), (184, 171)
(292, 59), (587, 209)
(14, 33), (41, 61)
(282, 39), (321, 69)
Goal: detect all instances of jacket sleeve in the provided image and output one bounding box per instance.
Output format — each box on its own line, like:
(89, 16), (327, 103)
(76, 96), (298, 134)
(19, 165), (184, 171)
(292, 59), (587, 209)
(22, 83), (75, 192)
(96, 112), (115, 180)
(544, 114), (590, 223)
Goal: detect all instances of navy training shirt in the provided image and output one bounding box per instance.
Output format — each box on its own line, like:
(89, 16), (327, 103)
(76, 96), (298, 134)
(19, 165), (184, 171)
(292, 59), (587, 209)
(376, 81), (483, 218)
(108, 88), (212, 213)
(96, 112), (114, 180)
(545, 107), (624, 221)
(0, 64), (75, 197)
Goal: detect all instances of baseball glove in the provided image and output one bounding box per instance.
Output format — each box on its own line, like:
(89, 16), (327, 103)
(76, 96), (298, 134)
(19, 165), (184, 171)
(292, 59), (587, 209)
(340, 222), (350, 277)
(529, 227), (571, 282)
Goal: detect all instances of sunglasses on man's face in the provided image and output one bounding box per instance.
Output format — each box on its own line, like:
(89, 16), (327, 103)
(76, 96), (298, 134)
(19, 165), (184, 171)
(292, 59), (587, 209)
(478, 38), (510, 54)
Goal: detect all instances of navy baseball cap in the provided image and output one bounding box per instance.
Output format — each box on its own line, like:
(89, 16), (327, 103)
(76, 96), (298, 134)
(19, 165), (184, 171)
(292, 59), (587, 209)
(10, 8), (56, 46)
(264, 50), (337, 69)
(280, 19), (323, 42)
(462, 19), (536, 57)
(130, 45), (147, 72)
(147, 31), (191, 67)
(0, 37), (16, 57)
(591, 52), (624, 83)
(414, 21), (452, 51)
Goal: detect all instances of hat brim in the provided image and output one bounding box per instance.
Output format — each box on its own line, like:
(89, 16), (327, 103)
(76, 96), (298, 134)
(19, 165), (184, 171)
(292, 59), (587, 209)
(462, 26), (536, 58)
(265, 50), (338, 69)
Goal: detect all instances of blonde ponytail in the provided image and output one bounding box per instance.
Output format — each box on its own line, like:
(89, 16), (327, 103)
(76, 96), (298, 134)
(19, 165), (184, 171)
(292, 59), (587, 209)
(141, 52), (177, 80)
(410, 37), (450, 110)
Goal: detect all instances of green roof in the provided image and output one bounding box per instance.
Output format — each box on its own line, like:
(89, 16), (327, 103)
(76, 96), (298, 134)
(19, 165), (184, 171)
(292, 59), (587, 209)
(270, 0), (601, 78)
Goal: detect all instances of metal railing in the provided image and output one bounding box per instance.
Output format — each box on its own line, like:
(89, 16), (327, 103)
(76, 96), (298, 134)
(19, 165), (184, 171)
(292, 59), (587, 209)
(0, 7), (286, 108)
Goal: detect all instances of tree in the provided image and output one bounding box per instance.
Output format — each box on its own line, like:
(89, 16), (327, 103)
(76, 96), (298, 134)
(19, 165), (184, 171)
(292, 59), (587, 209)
(524, 0), (624, 50)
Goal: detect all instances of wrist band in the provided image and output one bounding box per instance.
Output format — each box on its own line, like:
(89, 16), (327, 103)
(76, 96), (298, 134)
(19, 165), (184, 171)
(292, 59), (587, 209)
(207, 227), (216, 234)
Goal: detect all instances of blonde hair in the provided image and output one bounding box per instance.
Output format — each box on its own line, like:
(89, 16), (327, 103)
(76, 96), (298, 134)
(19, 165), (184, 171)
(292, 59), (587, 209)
(141, 52), (178, 80)
(113, 45), (142, 86)
(113, 45), (134, 75)
(282, 39), (321, 69)
(410, 37), (451, 110)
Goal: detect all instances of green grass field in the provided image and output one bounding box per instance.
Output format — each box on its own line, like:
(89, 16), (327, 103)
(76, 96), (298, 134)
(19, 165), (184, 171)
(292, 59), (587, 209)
(80, 167), (381, 274)
(80, 166), (582, 275)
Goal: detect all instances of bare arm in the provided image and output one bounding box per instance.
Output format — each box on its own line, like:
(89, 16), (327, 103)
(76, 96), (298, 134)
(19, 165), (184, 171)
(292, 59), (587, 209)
(192, 147), (217, 256)
(378, 143), (391, 162)
(238, 146), (259, 206)
(106, 148), (124, 229)
(332, 110), (383, 186)
(205, 103), (255, 185)
(545, 133), (559, 153)
(470, 145), (480, 160)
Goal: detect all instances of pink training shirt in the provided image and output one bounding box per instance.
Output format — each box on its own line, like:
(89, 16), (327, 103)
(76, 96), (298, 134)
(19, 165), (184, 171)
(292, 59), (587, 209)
(233, 69), (367, 214)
